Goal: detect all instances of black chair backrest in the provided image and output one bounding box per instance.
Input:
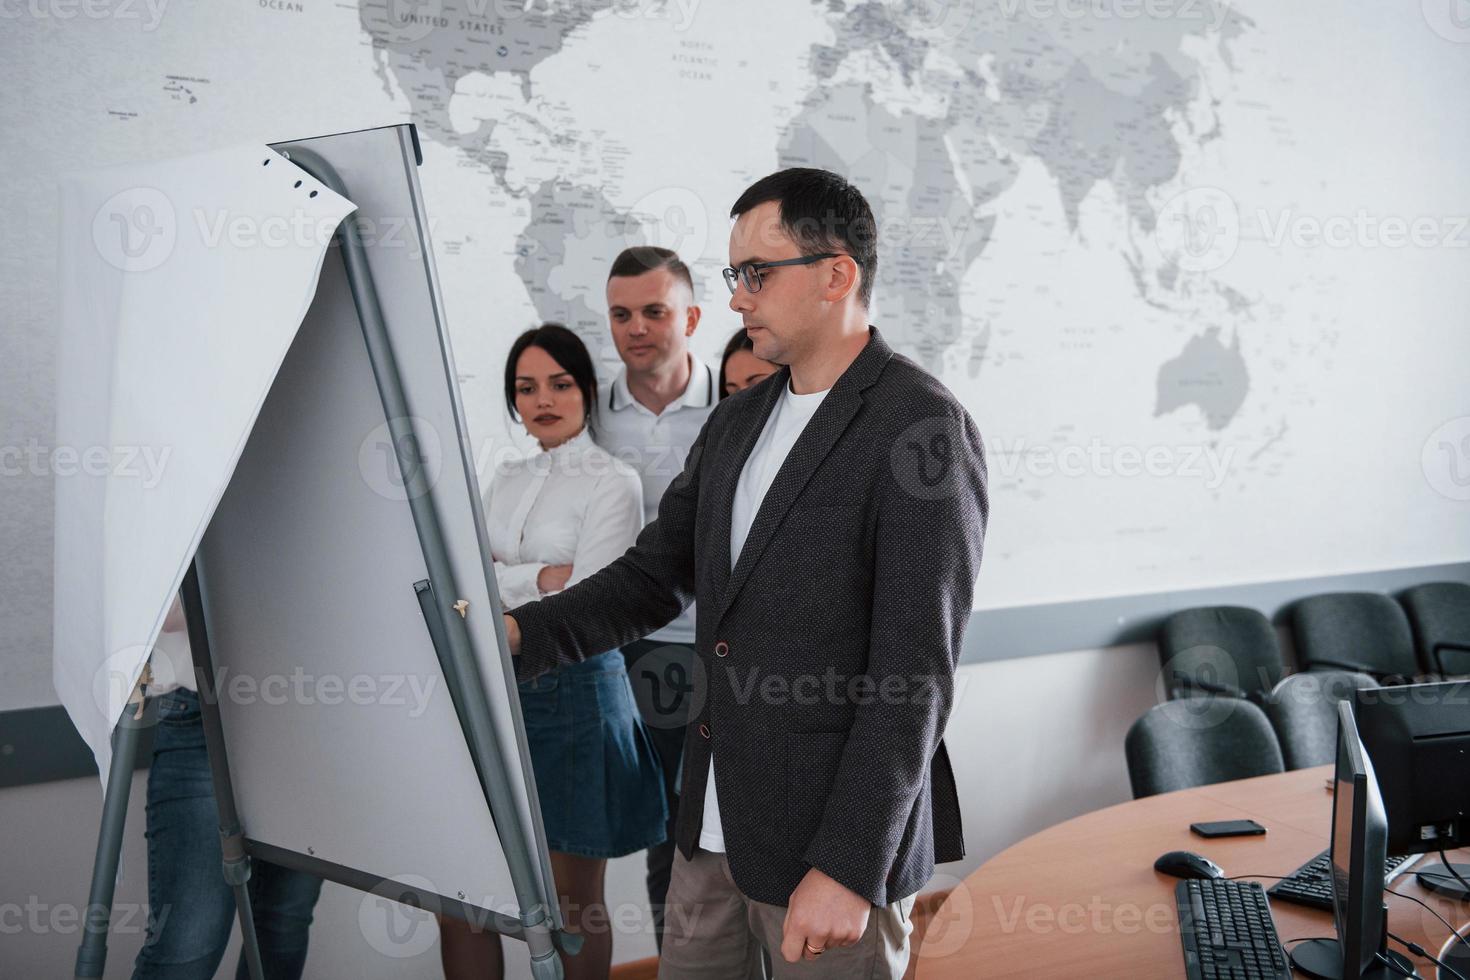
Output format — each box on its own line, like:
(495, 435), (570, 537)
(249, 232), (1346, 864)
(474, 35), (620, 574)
(1158, 606), (1284, 701)
(1262, 670), (1379, 770)
(1123, 696), (1285, 799)
(1290, 592), (1419, 683)
(1399, 582), (1470, 676)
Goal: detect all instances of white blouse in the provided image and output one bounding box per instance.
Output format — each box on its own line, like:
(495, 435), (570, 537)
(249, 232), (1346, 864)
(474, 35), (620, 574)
(483, 426), (645, 610)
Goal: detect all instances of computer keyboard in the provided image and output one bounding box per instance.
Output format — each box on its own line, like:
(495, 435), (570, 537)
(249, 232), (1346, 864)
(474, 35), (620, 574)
(1176, 878), (1291, 980)
(1266, 850), (1419, 910)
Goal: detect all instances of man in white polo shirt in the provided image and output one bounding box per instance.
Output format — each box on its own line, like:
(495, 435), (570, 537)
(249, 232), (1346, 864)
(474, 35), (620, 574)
(594, 245), (717, 952)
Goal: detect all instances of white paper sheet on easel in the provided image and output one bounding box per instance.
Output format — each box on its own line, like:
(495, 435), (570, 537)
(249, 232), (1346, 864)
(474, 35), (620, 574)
(52, 143), (356, 789)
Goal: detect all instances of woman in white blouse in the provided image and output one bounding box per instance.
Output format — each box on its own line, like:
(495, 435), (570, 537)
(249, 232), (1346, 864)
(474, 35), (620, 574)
(438, 324), (666, 980)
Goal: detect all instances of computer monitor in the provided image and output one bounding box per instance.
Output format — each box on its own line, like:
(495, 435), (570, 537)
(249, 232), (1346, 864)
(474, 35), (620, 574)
(1289, 701), (1412, 980)
(1355, 680), (1470, 899)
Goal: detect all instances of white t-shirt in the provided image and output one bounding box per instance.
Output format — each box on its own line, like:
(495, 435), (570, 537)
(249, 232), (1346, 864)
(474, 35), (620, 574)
(700, 374), (831, 853)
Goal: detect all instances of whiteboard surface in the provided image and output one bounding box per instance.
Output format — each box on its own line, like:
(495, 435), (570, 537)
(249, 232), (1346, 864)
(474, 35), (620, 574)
(196, 126), (554, 920)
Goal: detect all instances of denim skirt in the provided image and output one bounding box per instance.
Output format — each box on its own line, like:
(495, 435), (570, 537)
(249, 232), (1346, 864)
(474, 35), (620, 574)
(517, 649), (668, 858)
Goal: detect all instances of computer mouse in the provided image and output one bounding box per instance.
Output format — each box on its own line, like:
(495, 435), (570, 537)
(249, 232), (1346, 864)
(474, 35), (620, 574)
(1154, 850), (1224, 880)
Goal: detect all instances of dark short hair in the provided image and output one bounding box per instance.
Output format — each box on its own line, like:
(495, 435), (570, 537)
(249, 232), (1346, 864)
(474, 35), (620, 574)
(607, 246), (694, 298)
(718, 328), (755, 401)
(729, 168), (878, 308)
(503, 323), (600, 439)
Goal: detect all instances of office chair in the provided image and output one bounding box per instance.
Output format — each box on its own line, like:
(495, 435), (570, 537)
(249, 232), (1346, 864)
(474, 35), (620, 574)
(1124, 696), (1285, 799)
(1261, 670), (1378, 769)
(1289, 592), (1420, 683)
(1399, 581), (1470, 677)
(1157, 606), (1284, 702)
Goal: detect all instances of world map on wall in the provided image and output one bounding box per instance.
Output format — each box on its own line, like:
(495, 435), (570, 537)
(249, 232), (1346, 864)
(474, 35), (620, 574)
(6, 0), (1467, 716)
(358, 0), (1255, 428)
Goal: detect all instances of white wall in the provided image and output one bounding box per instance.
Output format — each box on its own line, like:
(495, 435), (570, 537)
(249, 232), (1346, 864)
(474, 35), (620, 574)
(0, 641), (1165, 978)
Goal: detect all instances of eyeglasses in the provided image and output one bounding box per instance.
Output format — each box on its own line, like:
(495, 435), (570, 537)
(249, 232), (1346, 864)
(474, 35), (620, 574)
(722, 253), (845, 295)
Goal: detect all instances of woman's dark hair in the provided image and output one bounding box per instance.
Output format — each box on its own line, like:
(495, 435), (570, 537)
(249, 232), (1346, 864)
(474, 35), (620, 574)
(718, 328), (756, 401)
(503, 323), (599, 439)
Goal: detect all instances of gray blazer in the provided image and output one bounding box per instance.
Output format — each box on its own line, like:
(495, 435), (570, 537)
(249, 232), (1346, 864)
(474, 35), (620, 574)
(510, 324), (989, 908)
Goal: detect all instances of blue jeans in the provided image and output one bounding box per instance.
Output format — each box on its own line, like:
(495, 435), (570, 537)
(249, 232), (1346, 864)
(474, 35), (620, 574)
(132, 689), (323, 980)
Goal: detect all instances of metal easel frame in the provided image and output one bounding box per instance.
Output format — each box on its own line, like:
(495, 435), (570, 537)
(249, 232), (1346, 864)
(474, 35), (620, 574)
(74, 137), (574, 980)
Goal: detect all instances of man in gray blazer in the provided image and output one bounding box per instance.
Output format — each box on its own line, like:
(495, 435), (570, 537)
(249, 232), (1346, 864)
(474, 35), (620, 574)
(505, 168), (988, 977)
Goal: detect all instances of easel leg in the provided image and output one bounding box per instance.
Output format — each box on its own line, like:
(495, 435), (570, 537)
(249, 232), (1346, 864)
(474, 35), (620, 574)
(73, 676), (152, 979)
(181, 561), (265, 980)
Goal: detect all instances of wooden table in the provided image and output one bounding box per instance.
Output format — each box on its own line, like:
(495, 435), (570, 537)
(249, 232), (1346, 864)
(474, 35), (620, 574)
(916, 768), (1470, 978)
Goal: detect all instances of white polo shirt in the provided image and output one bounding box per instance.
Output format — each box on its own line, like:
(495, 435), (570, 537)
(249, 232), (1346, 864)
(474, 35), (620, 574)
(593, 349), (717, 645)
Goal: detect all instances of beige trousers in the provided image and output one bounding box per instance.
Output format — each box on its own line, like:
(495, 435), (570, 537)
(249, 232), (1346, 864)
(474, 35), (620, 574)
(656, 846), (916, 980)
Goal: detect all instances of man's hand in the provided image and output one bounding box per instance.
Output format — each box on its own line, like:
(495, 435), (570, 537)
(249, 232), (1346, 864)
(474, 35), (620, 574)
(503, 614), (521, 657)
(537, 563), (573, 594)
(780, 866), (871, 962)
